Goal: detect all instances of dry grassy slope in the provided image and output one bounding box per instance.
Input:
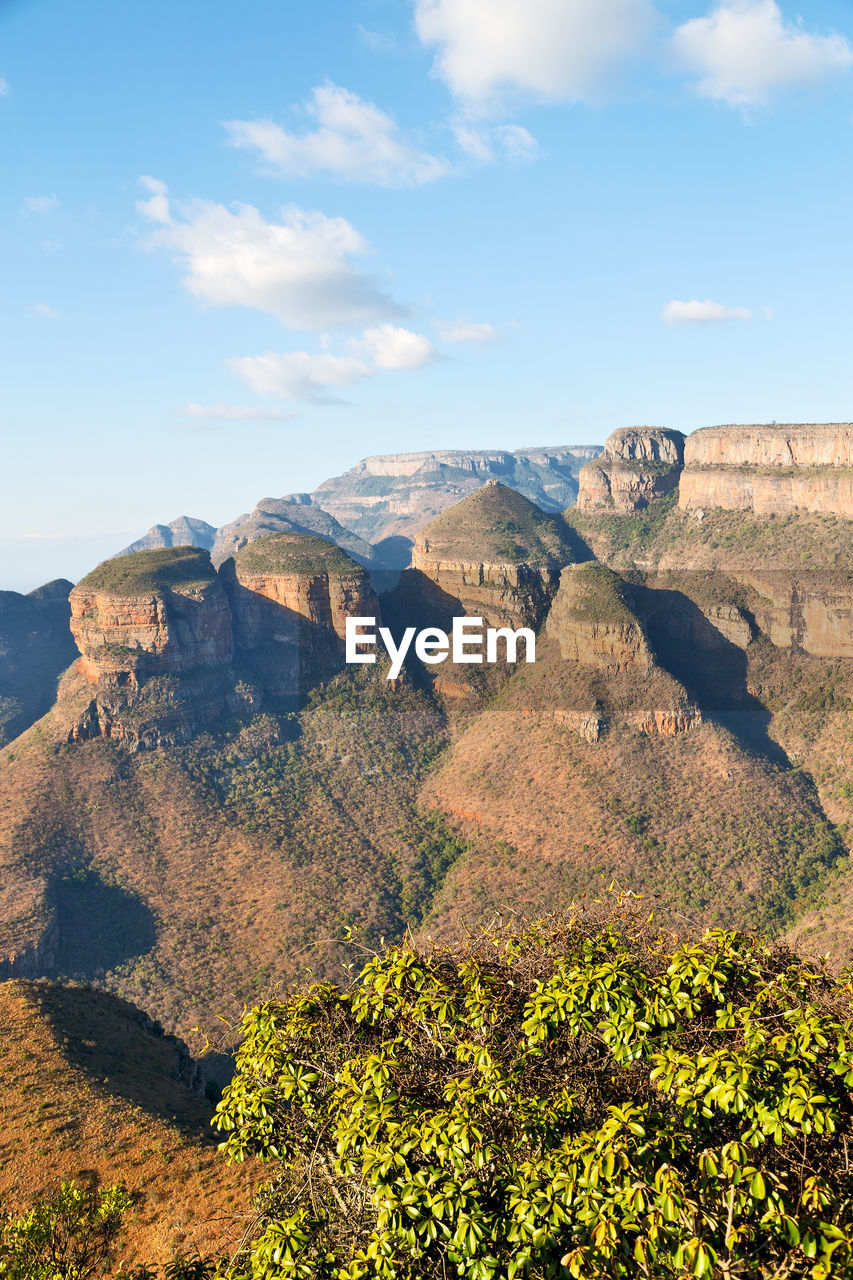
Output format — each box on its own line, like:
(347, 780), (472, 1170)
(0, 980), (255, 1267)
(420, 637), (844, 943)
(0, 666), (450, 1038)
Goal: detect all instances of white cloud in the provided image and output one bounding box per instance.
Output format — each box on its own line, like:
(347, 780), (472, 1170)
(229, 351), (373, 402)
(352, 324), (437, 369)
(136, 178), (404, 329)
(224, 83), (450, 187)
(26, 302), (60, 319)
(0, 76), (10, 97)
(436, 319), (499, 342)
(673, 0), (853, 106)
(415, 0), (657, 111)
(231, 326), (436, 402)
(23, 195), (60, 215)
(137, 175), (171, 224)
(358, 26), (398, 54)
(662, 298), (754, 324)
(453, 122), (541, 162)
(184, 402), (300, 421)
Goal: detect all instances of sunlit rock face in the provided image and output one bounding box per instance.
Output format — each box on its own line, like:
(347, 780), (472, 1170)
(679, 424), (853, 518)
(66, 547), (235, 748)
(410, 480), (577, 631)
(576, 428), (685, 513)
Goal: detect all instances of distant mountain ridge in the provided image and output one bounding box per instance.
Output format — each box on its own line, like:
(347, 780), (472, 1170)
(117, 443), (604, 571)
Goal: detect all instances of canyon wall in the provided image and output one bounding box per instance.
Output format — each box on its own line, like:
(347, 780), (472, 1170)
(679, 424), (853, 518)
(576, 427), (685, 513)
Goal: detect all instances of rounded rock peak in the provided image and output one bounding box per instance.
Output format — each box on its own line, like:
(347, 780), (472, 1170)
(233, 531), (362, 577)
(603, 426), (685, 466)
(75, 546), (217, 598)
(415, 480), (577, 566)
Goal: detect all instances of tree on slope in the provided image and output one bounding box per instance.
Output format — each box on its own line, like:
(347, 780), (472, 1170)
(214, 903), (853, 1279)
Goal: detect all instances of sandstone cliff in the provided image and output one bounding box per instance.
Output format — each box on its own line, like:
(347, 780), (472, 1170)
(679, 424), (853, 518)
(410, 480), (577, 632)
(576, 427), (684, 513)
(66, 547), (235, 748)
(223, 532), (380, 696)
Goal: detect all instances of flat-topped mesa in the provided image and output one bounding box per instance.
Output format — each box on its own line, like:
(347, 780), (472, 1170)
(223, 533), (380, 695)
(679, 423), (853, 517)
(410, 480), (577, 629)
(226, 532), (380, 644)
(66, 547), (234, 748)
(546, 562), (654, 672)
(576, 427), (685, 513)
(546, 562), (701, 736)
(70, 547), (233, 686)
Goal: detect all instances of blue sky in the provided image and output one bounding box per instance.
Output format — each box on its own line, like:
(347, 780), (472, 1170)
(1, 0), (852, 590)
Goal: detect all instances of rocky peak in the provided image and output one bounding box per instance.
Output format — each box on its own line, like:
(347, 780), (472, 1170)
(65, 548), (234, 748)
(410, 481), (578, 630)
(119, 516), (216, 556)
(576, 427), (685, 513)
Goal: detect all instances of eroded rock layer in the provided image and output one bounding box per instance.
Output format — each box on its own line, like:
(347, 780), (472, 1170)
(679, 424), (853, 518)
(576, 427), (685, 513)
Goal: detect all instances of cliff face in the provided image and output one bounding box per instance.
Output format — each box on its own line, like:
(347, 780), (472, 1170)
(66, 548), (235, 748)
(679, 424), (853, 518)
(544, 563), (701, 738)
(546, 563), (654, 672)
(224, 533), (380, 695)
(410, 480), (576, 631)
(576, 427), (685, 513)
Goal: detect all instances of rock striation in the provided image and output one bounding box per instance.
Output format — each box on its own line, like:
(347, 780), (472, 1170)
(679, 424), (853, 518)
(223, 532), (380, 695)
(576, 427), (685, 513)
(546, 563), (702, 737)
(410, 480), (577, 631)
(67, 547), (235, 748)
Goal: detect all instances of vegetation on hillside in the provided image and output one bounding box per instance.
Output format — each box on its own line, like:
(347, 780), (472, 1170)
(213, 907), (853, 1279)
(233, 533), (360, 577)
(78, 548), (217, 597)
(421, 484), (577, 566)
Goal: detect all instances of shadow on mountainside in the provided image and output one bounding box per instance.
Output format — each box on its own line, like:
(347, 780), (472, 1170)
(52, 870), (157, 980)
(19, 980), (217, 1139)
(633, 583), (791, 766)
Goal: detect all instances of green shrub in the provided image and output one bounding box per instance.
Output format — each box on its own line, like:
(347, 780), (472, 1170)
(0, 1181), (131, 1279)
(214, 905), (853, 1279)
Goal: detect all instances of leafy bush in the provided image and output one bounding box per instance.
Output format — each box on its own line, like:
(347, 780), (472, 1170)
(214, 906), (853, 1279)
(0, 1181), (131, 1279)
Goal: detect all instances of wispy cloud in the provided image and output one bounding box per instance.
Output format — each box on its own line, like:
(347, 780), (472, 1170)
(26, 302), (61, 319)
(0, 76), (10, 97)
(452, 122), (541, 163)
(662, 298), (754, 324)
(673, 0), (853, 107)
(184, 402), (301, 421)
(22, 194), (61, 215)
(435, 319), (499, 343)
(224, 83), (451, 188)
(136, 177), (405, 329)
